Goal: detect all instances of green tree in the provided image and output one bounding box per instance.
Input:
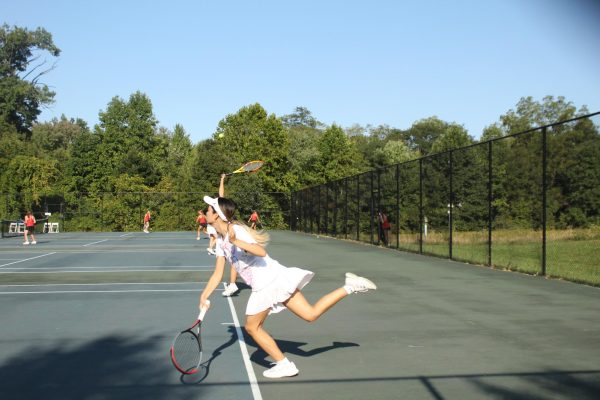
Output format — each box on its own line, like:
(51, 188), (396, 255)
(214, 103), (292, 194)
(498, 96), (586, 135)
(402, 117), (448, 156)
(373, 139), (417, 166)
(95, 92), (165, 189)
(281, 106), (322, 129)
(430, 124), (474, 154)
(64, 130), (101, 193)
(1, 155), (59, 208)
(0, 25), (61, 138)
(317, 124), (363, 182)
(287, 124), (321, 189)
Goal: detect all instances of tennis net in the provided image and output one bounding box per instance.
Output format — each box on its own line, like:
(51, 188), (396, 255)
(1, 218), (49, 239)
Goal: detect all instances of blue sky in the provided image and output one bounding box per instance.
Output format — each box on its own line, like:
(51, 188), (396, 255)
(4, 0), (600, 143)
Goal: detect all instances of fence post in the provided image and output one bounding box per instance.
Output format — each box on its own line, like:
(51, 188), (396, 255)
(488, 141), (493, 267)
(309, 188), (314, 233)
(449, 151), (454, 260)
(419, 159), (423, 254)
(324, 184), (328, 235)
(344, 177), (348, 239)
(356, 175), (360, 241)
(395, 163), (400, 249)
(333, 182), (338, 237)
(377, 169), (382, 245)
(369, 171), (372, 244)
(317, 186), (321, 234)
(542, 127), (547, 276)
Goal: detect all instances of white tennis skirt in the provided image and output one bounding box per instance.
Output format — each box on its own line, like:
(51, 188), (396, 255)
(246, 267), (315, 315)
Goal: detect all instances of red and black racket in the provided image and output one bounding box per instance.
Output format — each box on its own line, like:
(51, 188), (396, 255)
(170, 300), (210, 374)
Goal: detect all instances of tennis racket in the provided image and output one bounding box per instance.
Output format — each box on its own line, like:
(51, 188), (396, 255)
(170, 300), (210, 374)
(224, 160), (264, 176)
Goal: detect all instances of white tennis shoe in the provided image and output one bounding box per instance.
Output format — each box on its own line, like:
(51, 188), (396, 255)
(222, 282), (239, 297)
(344, 272), (377, 293)
(263, 359), (299, 378)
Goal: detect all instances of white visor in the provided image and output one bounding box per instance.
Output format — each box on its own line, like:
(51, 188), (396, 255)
(203, 196), (228, 221)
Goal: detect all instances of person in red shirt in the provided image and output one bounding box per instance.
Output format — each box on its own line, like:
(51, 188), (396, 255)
(143, 210), (151, 233)
(196, 210), (207, 240)
(248, 210), (260, 230)
(23, 211), (37, 245)
(378, 211), (391, 246)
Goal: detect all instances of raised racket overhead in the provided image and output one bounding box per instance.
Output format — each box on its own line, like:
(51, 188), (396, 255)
(225, 160), (264, 176)
(170, 300), (210, 375)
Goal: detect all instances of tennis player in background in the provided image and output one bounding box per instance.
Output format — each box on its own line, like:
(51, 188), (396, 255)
(196, 210), (207, 240)
(198, 194), (377, 378)
(23, 211), (37, 245)
(248, 210), (260, 230)
(143, 210), (151, 233)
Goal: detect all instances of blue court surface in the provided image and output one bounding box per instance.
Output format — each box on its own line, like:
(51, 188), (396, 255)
(1, 231), (599, 400)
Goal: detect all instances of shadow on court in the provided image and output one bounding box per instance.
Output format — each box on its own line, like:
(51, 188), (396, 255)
(0, 336), (171, 400)
(1, 333), (597, 400)
(0, 331), (251, 400)
(244, 331), (360, 368)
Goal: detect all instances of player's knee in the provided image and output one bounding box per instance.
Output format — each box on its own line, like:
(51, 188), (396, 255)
(245, 323), (259, 336)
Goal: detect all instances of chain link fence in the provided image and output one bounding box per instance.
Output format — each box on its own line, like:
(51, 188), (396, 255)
(291, 112), (600, 286)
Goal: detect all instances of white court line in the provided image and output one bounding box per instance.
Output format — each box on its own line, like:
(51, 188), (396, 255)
(83, 239), (109, 247)
(0, 269), (202, 274)
(225, 282), (263, 400)
(0, 252), (56, 268)
(119, 233), (134, 237)
(2, 265), (215, 271)
(0, 289), (202, 295)
(0, 282), (208, 287)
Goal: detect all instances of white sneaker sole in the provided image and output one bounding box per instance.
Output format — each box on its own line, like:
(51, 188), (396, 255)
(345, 272), (377, 291)
(262, 364), (299, 378)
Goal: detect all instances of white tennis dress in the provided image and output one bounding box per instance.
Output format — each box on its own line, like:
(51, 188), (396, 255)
(215, 224), (314, 315)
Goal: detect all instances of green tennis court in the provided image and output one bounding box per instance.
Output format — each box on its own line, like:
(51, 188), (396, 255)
(1, 231), (599, 399)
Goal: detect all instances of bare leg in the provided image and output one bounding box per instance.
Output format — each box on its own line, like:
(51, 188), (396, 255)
(284, 288), (348, 322)
(245, 309), (285, 362)
(229, 265), (237, 284)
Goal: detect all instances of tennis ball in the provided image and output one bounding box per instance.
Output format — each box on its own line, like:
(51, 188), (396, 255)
(218, 133), (224, 138)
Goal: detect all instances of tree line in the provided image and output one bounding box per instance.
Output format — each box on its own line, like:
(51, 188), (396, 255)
(1, 24), (598, 231)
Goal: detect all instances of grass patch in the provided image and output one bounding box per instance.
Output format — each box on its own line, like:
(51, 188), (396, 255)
(349, 228), (600, 286)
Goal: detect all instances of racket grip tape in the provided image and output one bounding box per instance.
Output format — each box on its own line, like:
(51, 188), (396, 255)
(198, 299), (210, 320)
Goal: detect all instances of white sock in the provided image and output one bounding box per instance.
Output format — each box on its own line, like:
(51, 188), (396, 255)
(277, 357), (290, 365)
(343, 285), (354, 294)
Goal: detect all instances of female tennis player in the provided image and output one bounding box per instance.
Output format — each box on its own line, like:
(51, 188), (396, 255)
(198, 195), (376, 378)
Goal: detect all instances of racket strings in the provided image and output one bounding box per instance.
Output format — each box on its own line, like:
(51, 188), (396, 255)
(172, 331), (202, 372)
(243, 161), (263, 172)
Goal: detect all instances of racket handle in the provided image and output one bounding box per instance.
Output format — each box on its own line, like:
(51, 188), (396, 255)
(198, 299), (210, 320)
